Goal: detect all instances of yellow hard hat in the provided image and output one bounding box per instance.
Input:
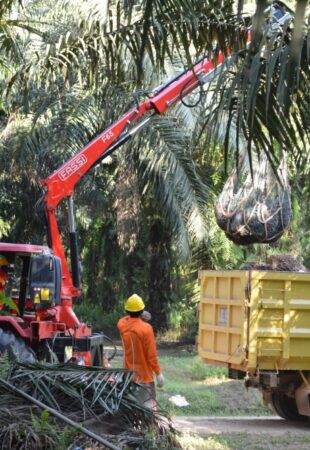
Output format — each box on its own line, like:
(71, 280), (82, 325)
(125, 294), (145, 312)
(0, 255), (8, 266)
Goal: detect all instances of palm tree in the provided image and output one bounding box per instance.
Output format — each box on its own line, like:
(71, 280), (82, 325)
(1, 0), (309, 325)
(0, 0), (222, 327)
(2, 1), (309, 158)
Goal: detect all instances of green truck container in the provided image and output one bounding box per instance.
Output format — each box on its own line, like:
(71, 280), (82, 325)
(198, 270), (310, 420)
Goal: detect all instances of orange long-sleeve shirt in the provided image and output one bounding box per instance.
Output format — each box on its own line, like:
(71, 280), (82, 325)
(117, 316), (161, 384)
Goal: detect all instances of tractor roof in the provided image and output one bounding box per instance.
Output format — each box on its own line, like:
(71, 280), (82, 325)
(0, 243), (50, 255)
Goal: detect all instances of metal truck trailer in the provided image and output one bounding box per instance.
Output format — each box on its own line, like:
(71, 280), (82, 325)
(198, 270), (310, 420)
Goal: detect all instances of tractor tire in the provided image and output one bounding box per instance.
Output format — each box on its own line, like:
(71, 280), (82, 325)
(0, 328), (37, 363)
(271, 391), (308, 421)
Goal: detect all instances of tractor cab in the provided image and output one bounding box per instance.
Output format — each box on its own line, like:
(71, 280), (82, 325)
(0, 243), (106, 366)
(0, 243), (61, 318)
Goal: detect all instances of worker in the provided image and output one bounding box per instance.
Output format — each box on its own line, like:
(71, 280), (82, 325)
(117, 293), (164, 411)
(0, 255), (8, 294)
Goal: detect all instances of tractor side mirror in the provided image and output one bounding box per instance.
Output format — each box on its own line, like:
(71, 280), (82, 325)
(29, 254), (62, 308)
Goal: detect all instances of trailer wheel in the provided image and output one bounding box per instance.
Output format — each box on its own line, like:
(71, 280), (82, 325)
(0, 329), (37, 363)
(271, 392), (308, 421)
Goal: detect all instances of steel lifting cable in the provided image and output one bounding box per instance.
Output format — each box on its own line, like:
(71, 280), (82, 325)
(0, 375), (122, 450)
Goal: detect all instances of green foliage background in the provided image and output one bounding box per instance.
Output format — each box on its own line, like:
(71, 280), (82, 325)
(0, 0), (309, 337)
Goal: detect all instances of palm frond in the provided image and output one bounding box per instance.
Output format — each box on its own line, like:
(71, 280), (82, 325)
(0, 359), (178, 449)
(0, 0), (22, 19)
(203, 1), (310, 169)
(3, 0), (247, 101)
(133, 109), (210, 261)
(3, 361), (165, 426)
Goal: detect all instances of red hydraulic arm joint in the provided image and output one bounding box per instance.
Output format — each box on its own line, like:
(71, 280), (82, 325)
(40, 35), (250, 303)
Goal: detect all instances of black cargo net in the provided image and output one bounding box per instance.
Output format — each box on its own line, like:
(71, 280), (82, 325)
(215, 152), (291, 245)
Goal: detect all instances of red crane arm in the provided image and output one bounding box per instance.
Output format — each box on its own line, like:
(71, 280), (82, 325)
(35, 3), (289, 333)
(41, 51), (229, 206)
(40, 41), (244, 300)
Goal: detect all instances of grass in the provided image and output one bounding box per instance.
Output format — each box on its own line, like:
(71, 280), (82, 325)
(112, 345), (271, 417)
(153, 348), (272, 417)
(108, 344), (310, 449)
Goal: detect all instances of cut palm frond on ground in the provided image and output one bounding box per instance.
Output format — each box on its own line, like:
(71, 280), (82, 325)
(0, 359), (179, 449)
(5, 362), (153, 422)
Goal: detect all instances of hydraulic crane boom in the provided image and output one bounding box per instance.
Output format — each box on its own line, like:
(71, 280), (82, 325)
(41, 46), (233, 301)
(0, 2), (292, 365)
(40, 1), (290, 321)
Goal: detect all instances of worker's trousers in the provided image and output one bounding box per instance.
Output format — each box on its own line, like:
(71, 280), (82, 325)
(134, 381), (157, 412)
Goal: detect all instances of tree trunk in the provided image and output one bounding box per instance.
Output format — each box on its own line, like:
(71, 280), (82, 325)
(148, 220), (172, 332)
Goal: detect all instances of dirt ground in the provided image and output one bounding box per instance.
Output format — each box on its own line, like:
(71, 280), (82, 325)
(85, 413), (310, 445)
(104, 342), (310, 439)
(173, 415), (310, 436)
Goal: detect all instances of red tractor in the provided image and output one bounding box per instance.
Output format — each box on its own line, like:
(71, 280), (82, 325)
(0, 3), (290, 366)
